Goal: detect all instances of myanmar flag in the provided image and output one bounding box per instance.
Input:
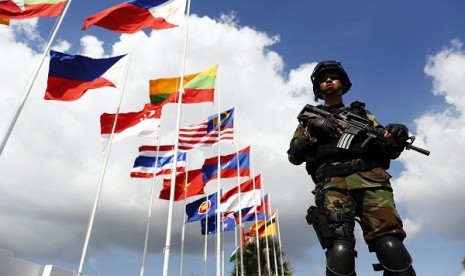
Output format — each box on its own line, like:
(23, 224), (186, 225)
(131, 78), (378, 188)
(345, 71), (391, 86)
(149, 64), (218, 105)
(0, 0), (66, 20)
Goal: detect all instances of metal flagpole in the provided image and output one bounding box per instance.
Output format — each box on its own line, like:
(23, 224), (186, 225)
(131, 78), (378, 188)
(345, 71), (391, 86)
(266, 192), (278, 276)
(215, 71), (222, 276)
(77, 53), (133, 276)
(249, 148), (262, 276)
(259, 176), (272, 275)
(233, 141), (245, 276)
(162, 0), (191, 275)
(0, 0), (74, 156)
(276, 210), (285, 276)
(179, 161), (189, 276)
(139, 111), (166, 276)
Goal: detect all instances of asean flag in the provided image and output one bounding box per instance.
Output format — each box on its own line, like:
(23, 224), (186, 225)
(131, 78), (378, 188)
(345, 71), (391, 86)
(44, 50), (127, 101)
(82, 0), (186, 34)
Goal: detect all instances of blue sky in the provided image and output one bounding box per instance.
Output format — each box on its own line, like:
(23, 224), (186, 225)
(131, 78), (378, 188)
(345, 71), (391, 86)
(1, 0), (465, 276)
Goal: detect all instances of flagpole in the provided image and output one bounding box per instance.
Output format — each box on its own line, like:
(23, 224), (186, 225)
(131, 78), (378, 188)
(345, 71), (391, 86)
(249, 149), (262, 276)
(139, 111), (166, 276)
(203, 185), (209, 276)
(162, 0), (191, 275)
(77, 53), (133, 276)
(215, 69), (222, 276)
(265, 192), (278, 275)
(0, 0), (74, 156)
(276, 210), (285, 276)
(260, 176), (271, 275)
(179, 161), (189, 276)
(233, 142), (245, 276)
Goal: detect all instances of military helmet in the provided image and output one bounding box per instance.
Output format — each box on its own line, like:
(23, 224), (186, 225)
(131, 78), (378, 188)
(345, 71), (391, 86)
(310, 60), (352, 99)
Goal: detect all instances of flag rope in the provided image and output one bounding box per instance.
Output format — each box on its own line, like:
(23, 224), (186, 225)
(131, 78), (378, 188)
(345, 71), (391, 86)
(0, 0), (74, 156)
(77, 52), (133, 275)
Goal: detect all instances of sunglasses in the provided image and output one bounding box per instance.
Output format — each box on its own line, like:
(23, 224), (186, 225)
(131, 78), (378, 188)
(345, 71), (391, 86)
(317, 73), (341, 83)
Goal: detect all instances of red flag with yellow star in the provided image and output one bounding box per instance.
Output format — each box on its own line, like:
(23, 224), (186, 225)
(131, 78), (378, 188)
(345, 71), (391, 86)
(159, 169), (205, 201)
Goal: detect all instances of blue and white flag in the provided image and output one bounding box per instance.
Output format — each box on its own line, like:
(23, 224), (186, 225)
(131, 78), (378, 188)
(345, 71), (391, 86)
(130, 145), (186, 178)
(201, 212), (236, 235)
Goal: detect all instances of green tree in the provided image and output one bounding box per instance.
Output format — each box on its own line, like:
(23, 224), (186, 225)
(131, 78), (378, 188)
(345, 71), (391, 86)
(462, 256), (465, 270)
(230, 237), (294, 276)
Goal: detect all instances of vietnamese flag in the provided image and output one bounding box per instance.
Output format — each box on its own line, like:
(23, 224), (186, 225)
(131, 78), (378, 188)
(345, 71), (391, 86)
(82, 0), (185, 34)
(0, 0), (66, 20)
(44, 50), (127, 101)
(159, 169), (205, 201)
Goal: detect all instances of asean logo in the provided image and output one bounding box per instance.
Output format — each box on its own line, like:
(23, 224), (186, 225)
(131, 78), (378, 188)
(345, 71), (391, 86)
(198, 200), (211, 215)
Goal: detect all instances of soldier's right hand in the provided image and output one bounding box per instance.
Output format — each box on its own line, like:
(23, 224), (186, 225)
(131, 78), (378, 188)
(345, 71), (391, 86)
(306, 117), (344, 138)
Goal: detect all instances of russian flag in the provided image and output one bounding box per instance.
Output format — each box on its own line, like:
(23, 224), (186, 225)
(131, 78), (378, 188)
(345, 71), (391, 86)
(45, 50), (127, 101)
(130, 145), (186, 178)
(82, 0), (186, 34)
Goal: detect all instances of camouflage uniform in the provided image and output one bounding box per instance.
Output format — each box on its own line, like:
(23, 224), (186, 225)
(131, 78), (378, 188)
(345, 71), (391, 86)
(289, 102), (406, 246)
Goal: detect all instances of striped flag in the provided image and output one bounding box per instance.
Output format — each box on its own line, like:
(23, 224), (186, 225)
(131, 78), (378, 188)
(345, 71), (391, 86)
(0, 0), (66, 20)
(220, 175), (262, 212)
(149, 64), (218, 105)
(178, 108), (234, 151)
(130, 145), (186, 178)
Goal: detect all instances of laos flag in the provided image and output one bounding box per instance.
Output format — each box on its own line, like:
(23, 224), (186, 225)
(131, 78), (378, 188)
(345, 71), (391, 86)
(82, 0), (186, 34)
(44, 50), (127, 101)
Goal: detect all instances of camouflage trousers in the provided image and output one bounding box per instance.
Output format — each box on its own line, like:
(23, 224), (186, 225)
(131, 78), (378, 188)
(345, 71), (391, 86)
(314, 169), (406, 246)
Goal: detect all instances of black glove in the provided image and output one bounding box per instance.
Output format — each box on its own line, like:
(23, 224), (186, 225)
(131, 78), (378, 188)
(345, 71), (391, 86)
(385, 123), (409, 144)
(306, 117), (338, 137)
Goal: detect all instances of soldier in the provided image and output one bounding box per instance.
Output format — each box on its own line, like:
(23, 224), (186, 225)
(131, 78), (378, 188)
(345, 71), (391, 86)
(287, 60), (416, 275)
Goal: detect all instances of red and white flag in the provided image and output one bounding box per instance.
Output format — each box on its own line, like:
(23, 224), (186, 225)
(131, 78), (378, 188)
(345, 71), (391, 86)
(220, 175), (262, 212)
(100, 103), (162, 143)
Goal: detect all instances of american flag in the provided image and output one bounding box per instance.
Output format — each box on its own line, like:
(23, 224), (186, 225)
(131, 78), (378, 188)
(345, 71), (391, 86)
(178, 108), (234, 151)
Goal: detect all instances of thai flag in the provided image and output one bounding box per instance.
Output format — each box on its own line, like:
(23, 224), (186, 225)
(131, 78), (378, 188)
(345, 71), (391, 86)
(130, 145), (186, 178)
(82, 0), (186, 34)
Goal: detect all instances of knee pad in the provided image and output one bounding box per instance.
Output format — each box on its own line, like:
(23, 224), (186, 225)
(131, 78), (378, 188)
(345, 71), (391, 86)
(373, 236), (415, 275)
(326, 240), (356, 276)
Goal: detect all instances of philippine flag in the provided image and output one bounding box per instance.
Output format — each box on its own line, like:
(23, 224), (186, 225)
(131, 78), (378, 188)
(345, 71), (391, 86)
(44, 50), (127, 101)
(82, 0), (186, 34)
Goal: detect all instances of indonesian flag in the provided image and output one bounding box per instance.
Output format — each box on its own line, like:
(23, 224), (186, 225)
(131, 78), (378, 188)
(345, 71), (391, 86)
(100, 103), (162, 143)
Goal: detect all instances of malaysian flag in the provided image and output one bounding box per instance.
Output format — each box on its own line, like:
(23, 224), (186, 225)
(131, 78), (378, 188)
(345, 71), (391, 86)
(178, 108), (234, 151)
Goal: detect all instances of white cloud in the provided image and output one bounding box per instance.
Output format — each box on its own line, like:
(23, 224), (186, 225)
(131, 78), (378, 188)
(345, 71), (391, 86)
(0, 14), (314, 268)
(394, 39), (465, 240)
(2, 13), (463, 276)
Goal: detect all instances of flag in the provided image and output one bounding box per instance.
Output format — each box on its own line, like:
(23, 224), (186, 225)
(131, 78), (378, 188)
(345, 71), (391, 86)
(82, 0), (185, 34)
(0, 0), (65, 20)
(200, 212), (236, 235)
(0, 17), (9, 25)
(159, 169), (205, 201)
(178, 108), (234, 151)
(45, 50), (127, 101)
(249, 211), (277, 237)
(220, 175), (262, 212)
(100, 103), (161, 143)
(149, 64), (218, 105)
(229, 246), (238, 263)
(130, 145), (186, 178)
(201, 146), (250, 183)
(185, 191), (218, 223)
(239, 193), (268, 222)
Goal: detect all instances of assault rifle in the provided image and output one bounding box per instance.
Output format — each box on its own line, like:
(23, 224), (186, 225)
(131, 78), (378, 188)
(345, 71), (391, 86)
(297, 104), (430, 156)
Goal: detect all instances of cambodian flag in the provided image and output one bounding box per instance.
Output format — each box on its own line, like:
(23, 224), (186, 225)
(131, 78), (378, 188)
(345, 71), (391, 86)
(45, 50), (127, 101)
(82, 0), (186, 34)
